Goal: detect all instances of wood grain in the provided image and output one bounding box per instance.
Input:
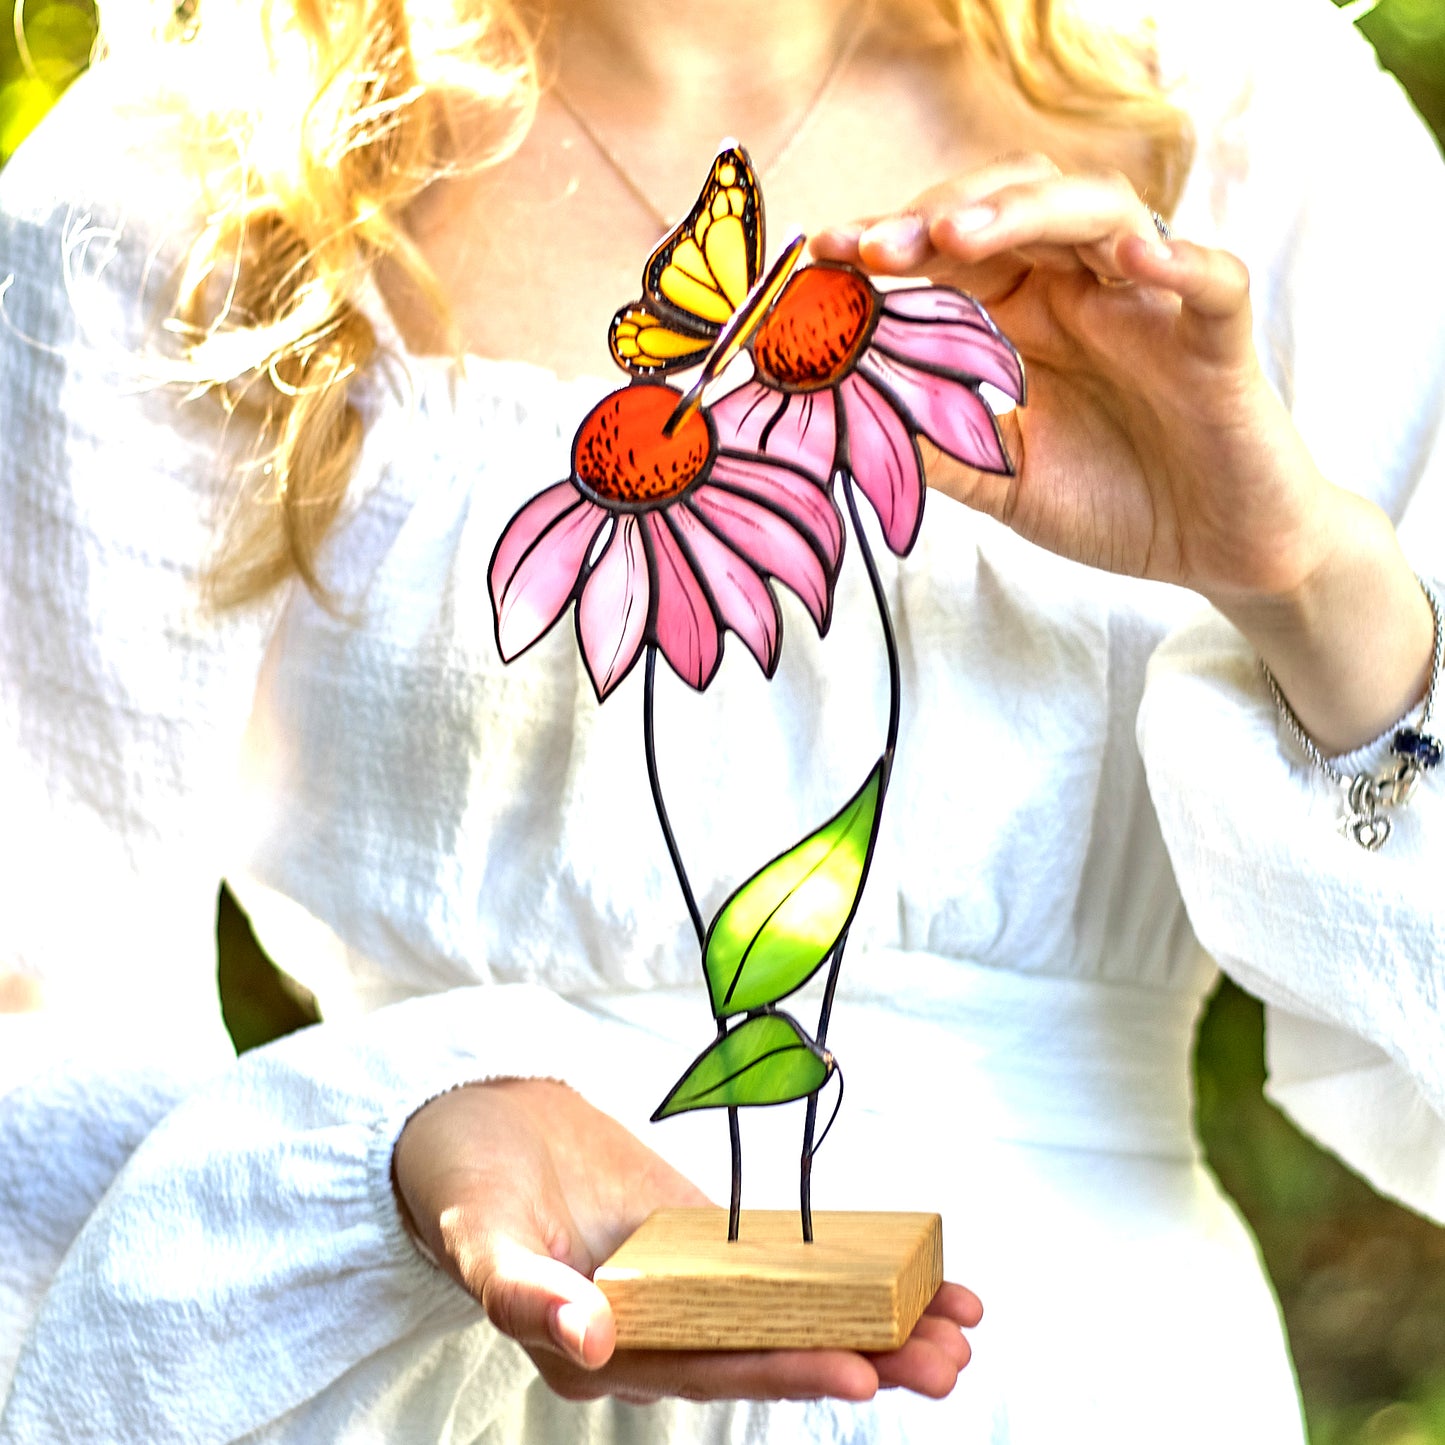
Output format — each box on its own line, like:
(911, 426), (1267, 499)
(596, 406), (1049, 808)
(595, 1208), (943, 1350)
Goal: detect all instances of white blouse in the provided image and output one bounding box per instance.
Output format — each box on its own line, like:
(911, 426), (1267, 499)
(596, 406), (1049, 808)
(2, 1), (1443, 1441)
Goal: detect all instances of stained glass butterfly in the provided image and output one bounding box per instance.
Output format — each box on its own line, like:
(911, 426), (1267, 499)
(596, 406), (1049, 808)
(608, 145), (766, 375)
(608, 146), (806, 432)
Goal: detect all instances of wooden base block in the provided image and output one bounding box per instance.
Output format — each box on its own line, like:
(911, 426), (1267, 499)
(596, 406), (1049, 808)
(594, 1208), (942, 1351)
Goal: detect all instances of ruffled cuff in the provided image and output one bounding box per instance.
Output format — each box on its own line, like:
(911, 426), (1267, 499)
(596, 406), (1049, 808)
(365, 1096), (473, 1291)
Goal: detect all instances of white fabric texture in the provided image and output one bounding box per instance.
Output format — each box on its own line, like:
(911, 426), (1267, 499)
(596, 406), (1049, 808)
(1, 0), (1443, 1441)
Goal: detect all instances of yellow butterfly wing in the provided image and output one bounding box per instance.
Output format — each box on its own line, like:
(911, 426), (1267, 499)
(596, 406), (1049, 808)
(609, 302), (715, 376)
(609, 145), (766, 377)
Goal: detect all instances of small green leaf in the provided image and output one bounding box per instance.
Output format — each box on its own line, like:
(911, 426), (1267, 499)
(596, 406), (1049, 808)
(652, 1013), (833, 1121)
(704, 759), (885, 1017)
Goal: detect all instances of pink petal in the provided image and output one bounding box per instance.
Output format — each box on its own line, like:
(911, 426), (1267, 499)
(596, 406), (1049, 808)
(491, 480), (576, 588)
(644, 512), (721, 691)
(691, 485), (833, 632)
(838, 372), (925, 556)
(859, 351), (1011, 476)
(669, 504), (781, 675)
(710, 382), (838, 483)
(875, 288), (1025, 401)
(491, 485), (607, 661)
(578, 515), (649, 699)
(708, 453), (843, 568)
(880, 286), (985, 323)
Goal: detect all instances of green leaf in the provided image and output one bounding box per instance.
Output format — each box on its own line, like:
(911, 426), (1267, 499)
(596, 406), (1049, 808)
(652, 1013), (833, 1121)
(704, 759), (885, 1017)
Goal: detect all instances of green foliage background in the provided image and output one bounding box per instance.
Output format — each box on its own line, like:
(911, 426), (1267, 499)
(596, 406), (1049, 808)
(4, 3), (1444, 1441)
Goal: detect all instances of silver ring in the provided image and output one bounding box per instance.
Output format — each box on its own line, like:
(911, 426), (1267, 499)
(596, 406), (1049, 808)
(1148, 209), (1172, 242)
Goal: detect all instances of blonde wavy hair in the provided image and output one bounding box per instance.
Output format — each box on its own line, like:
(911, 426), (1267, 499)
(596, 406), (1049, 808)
(98, 0), (1191, 609)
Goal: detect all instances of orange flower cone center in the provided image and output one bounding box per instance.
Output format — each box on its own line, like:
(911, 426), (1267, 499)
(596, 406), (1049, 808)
(573, 386), (715, 507)
(751, 266), (877, 391)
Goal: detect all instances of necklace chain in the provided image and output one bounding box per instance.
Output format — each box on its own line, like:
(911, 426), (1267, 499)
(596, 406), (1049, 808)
(552, 0), (874, 230)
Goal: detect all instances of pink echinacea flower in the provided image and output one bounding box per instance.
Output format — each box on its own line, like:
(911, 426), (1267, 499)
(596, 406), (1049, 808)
(714, 262), (1026, 556)
(489, 382), (844, 699)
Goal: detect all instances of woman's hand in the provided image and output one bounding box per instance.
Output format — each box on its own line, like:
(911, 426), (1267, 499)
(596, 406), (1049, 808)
(813, 154), (1433, 753)
(392, 1078), (981, 1405)
(814, 151), (1331, 600)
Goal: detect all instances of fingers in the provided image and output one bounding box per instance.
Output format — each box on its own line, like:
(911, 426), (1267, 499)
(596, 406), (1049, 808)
(928, 170), (1166, 281)
(870, 1313), (972, 1397)
(813, 149), (1257, 384)
(476, 1211), (981, 1407)
(1117, 237), (1247, 318)
(865, 1282), (982, 1398)
(1115, 234), (1254, 359)
(812, 152), (1166, 289)
(812, 150), (1063, 268)
(927, 1280), (985, 1329)
(535, 1343), (881, 1406)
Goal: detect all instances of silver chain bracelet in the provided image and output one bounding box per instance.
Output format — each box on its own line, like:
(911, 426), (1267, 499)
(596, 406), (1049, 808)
(1260, 576), (1443, 852)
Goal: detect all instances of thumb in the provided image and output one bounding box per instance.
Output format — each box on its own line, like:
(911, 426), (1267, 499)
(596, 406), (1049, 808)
(392, 1081), (620, 1370)
(473, 1229), (618, 1369)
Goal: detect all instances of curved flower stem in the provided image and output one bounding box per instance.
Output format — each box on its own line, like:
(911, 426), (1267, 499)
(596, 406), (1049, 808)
(799, 926), (848, 1243)
(840, 470), (903, 776)
(643, 648), (705, 947)
(643, 648), (743, 1240)
(799, 472), (901, 1242)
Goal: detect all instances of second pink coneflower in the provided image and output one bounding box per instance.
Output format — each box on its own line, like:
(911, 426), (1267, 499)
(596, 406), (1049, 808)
(715, 262), (1026, 555)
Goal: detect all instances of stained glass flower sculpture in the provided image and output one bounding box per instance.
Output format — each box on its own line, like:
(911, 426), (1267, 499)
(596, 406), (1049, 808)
(490, 143), (1024, 1245)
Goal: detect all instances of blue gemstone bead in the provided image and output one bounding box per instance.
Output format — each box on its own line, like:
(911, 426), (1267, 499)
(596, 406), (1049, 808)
(1393, 728), (1444, 769)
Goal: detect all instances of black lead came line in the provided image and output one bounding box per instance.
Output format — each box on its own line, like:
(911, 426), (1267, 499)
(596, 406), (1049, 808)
(642, 647), (744, 1239)
(799, 468), (902, 1243)
(643, 640), (703, 947)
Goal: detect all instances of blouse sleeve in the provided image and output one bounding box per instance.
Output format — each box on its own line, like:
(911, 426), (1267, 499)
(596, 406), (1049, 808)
(1137, 0), (1445, 1221)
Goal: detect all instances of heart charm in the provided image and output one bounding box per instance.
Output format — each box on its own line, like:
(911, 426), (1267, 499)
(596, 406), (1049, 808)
(1349, 814), (1392, 852)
